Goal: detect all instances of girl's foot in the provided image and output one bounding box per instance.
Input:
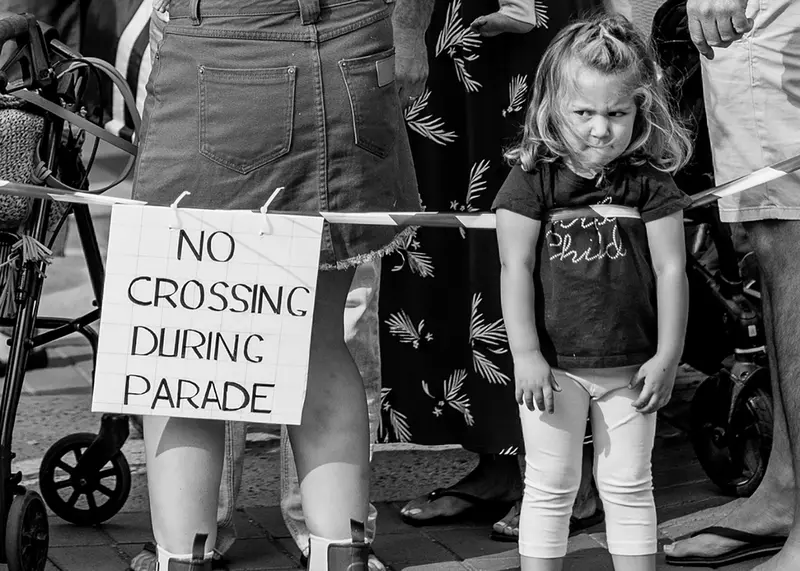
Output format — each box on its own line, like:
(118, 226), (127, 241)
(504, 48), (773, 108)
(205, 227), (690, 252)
(400, 454), (522, 524)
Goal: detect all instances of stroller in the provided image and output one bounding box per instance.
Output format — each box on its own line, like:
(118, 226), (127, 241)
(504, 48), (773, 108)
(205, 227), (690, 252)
(0, 13), (139, 570)
(653, 0), (774, 499)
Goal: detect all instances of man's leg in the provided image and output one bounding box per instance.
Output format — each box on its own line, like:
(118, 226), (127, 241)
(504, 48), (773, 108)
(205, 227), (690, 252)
(281, 259), (382, 556)
(747, 220), (800, 569)
(665, 220), (795, 560)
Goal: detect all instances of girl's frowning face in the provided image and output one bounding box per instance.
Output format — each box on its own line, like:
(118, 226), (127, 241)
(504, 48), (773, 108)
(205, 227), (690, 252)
(561, 64), (637, 172)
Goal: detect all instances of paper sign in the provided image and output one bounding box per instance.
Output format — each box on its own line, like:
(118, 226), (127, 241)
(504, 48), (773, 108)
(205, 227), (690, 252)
(91, 204), (323, 425)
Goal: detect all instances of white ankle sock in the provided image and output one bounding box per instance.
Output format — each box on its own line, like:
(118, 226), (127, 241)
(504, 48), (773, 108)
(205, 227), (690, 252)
(308, 534), (354, 571)
(156, 545), (214, 570)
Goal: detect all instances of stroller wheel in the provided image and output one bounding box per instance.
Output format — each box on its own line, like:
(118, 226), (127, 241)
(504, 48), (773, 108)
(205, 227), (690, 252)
(38, 432), (131, 526)
(5, 490), (48, 571)
(690, 374), (773, 497)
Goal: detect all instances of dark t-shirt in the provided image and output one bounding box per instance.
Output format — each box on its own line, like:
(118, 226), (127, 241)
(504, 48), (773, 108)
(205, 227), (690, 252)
(492, 160), (693, 368)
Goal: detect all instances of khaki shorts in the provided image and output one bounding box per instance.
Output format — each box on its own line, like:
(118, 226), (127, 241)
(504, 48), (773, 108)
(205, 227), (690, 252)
(701, 0), (800, 222)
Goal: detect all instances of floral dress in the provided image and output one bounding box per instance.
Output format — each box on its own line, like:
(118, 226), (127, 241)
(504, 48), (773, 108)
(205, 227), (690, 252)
(378, 0), (603, 453)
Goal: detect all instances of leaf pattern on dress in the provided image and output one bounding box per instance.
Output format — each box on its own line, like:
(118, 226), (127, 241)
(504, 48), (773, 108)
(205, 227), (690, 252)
(503, 75), (529, 117)
(391, 227), (435, 277)
(378, 0), (567, 453)
(470, 293), (510, 385)
(530, 1), (550, 28)
(435, 0), (483, 92)
(379, 388), (412, 443)
(422, 369), (475, 426)
(498, 446), (520, 455)
(451, 159), (491, 238)
(405, 89), (458, 146)
(385, 310), (433, 348)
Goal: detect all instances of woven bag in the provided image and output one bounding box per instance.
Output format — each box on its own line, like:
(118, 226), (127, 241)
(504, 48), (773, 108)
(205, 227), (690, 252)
(0, 94), (82, 317)
(0, 94), (42, 228)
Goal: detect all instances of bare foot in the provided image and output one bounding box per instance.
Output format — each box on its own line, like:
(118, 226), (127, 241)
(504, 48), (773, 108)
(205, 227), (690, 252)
(491, 484), (600, 540)
(400, 454), (522, 523)
(492, 501), (520, 539)
(663, 485), (792, 560)
(401, 494), (482, 521)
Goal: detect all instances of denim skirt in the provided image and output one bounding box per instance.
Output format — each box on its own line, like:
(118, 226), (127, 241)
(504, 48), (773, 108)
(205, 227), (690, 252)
(132, 0), (420, 269)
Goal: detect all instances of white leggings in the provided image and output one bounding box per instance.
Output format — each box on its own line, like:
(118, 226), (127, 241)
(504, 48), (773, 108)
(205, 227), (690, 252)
(518, 366), (657, 558)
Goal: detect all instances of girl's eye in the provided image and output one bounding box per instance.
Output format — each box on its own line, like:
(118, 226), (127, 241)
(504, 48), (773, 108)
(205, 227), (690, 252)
(609, 111), (629, 117)
(574, 110), (591, 117)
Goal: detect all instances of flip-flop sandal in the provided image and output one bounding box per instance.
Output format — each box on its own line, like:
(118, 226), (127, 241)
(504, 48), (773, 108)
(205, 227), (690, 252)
(488, 508), (605, 542)
(489, 524), (519, 543)
(664, 526), (788, 568)
(401, 488), (514, 527)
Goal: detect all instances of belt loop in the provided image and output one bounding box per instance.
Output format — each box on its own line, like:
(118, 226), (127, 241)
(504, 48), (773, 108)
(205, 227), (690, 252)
(298, 0), (321, 25)
(190, 0), (201, 25)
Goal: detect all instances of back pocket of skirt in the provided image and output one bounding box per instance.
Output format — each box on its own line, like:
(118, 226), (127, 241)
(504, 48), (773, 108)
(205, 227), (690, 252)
(198, 65), (296, 174)
(339, 48), (398, 159)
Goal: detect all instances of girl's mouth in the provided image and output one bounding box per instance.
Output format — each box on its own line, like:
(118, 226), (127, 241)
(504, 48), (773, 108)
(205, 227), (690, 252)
(587, 141), (614, 149)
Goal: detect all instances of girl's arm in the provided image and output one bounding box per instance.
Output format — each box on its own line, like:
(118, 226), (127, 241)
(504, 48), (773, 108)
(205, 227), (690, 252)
(631, 210), (688, 413)
(646, 210), (689, 363)
(497, 208), (560, 412)
(496, 208), (541, 358)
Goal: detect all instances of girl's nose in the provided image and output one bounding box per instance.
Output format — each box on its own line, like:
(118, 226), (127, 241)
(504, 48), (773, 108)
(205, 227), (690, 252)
(590, 116), (610, 139)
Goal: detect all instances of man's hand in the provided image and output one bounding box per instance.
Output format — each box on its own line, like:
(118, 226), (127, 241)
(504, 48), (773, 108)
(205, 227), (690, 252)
(470, 12), (534, 37)
(394, 27), (428, 108)
(153, 0), (170, 13)
(686, 0), (753, 59)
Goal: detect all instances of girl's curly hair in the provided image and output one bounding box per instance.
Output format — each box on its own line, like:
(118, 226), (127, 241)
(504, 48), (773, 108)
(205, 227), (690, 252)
(505, 12), (692, 174)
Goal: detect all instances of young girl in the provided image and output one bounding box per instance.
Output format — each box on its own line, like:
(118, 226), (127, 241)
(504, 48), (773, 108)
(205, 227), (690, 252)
(492, 13), (692, 571)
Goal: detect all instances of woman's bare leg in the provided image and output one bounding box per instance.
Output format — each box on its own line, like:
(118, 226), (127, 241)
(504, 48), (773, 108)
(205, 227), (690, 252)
(143, 416), (226, 555)
(288, 266), (370, 539)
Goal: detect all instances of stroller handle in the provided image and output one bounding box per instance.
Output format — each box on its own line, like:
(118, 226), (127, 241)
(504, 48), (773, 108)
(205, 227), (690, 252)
(0, 13), (27, 46)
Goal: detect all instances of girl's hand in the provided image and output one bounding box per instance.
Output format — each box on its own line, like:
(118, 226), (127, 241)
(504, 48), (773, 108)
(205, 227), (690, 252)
(153, 0), (170, 13)
(629, 355), (679, 414)
(470, 12), (535, 37)
(515, 352), (561, 413)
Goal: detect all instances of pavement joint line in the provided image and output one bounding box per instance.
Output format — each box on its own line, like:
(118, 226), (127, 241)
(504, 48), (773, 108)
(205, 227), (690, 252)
(419, 527), (467, 563)
(237, 506), (309, 569)
(656, 477), (714, 493)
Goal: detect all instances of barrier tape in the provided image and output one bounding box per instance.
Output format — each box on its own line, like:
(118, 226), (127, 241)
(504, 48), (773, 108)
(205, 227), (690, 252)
(0, 151), (798, 227)
(0, 180), (143, 207)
